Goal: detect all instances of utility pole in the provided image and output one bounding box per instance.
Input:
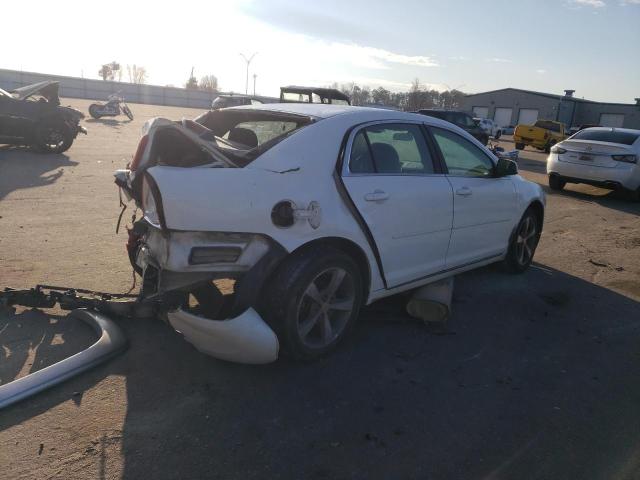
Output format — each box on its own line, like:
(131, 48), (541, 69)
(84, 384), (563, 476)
(240, 52), (257, 95)
(253, 74), (257, 96)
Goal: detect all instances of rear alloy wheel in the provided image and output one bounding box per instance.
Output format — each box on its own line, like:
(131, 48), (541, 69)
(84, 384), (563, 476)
(34, 122), (73, 154)
(259, 246), (363, 361)
(548, 174), (566, 191)
(504, 209), (541, 273)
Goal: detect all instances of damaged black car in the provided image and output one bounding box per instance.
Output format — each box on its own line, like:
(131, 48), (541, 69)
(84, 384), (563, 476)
(0, 81), (86, 153)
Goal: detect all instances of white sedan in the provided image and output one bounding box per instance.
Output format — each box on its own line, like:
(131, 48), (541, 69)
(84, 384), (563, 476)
(474, 117), (502, 139)
(115, 104), (545, 363)
(547, 127), (640, 200)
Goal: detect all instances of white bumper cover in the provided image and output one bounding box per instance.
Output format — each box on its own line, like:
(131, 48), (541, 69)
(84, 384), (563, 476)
(167, 308), (279, 364)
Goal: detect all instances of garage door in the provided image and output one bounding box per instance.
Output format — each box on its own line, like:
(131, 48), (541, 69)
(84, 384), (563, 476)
(494, 108), (512, 127)
(472, 106), (489, 118)
(599, 113), (624, 128)
(518, 109), (539, 125)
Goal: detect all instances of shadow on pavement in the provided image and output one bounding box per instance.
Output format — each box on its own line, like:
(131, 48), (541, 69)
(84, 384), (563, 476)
(0, 148), (78, 200)
(85, 118), (131, 128)
(1, 263), (639, 479)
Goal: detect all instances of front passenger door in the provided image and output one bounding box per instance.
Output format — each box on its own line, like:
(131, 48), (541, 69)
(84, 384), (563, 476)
(429, 126), (516, 267)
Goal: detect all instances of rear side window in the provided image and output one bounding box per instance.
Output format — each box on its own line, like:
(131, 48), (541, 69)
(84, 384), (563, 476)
(534, 120), (561, 133)
(431, 127), (494, 177)
(349, 124), (435, 174)
(224, 121), (298, 147)
(571, 129), (639, 145)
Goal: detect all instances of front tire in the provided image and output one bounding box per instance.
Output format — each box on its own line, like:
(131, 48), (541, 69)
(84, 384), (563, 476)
(123, 105), (134, 121)
(503, 208), (541, 273)
(259, 246), (363, 361)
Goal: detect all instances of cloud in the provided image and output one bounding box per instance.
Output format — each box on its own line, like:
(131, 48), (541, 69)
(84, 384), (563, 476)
(536, 69), (547, 74)
(486, 57), (512, 63)
(620, 0), (640, 4)
(449, 55), (470, 61)
(569, 0), (606, 7)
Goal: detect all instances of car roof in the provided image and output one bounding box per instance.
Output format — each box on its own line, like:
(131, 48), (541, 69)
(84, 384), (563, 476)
(228, 103), (445, 124)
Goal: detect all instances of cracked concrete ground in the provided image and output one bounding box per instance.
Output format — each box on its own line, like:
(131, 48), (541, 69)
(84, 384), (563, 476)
(1, 100), (639, 480)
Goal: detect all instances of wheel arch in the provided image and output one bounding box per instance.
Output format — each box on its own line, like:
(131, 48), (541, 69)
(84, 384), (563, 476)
(527, 199), (545, 228)
(288, 236), (372, 300)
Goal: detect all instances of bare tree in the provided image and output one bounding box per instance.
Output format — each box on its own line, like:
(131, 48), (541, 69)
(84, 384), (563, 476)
(127, 65), (147, 84)
(199, 75), (219, 92)
(185, 67), (198, 90)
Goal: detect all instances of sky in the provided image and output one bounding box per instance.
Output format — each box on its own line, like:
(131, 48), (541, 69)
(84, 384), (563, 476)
(1, 0), (639, 103)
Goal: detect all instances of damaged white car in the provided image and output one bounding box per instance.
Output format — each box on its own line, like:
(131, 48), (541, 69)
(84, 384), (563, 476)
(114, 104), (545, 363)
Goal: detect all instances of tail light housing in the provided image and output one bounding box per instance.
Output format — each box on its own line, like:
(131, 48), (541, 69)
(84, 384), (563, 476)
(130, 134), (149, 171)
(612, 154), (637, 164)
(141, 174), (166, 229)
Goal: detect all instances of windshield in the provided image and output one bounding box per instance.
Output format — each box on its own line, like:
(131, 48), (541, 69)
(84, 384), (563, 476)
(571, 129), (640, 145)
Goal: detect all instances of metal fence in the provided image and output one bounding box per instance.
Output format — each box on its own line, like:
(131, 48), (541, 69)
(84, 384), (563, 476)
(0, 68), (263, 109)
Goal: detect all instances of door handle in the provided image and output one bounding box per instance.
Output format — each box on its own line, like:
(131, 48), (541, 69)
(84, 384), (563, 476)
(364, 190), (389, 202)
(455, 186), (472, 196)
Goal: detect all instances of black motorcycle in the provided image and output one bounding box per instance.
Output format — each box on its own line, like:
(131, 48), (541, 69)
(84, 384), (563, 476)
(88, 92), (134, 120)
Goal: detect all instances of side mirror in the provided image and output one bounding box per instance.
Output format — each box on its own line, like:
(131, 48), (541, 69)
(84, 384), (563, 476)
(495, 158), (518, 176)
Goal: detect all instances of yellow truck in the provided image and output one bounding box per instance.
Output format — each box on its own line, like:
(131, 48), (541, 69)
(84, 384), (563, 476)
(514, 120), (567, 153)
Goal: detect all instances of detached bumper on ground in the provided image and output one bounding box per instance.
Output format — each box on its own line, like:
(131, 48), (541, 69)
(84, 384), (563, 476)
(167, 308), (279, 364)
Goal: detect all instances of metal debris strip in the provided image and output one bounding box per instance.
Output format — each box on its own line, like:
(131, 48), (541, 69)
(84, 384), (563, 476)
(0, 284), (152, 318)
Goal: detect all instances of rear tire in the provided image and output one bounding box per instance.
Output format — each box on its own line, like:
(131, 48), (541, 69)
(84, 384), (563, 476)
(258, 245), (363, 361)
(548, 174), (566, 191)
(503, 208), (541, 274)
(89, 104), (102, 119)
(515, 143), (525, 150)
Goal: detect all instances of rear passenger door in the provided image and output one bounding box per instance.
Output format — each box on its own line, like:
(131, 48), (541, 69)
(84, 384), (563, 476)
(341, 122), (453, 288)
(428, 126), (516, 267)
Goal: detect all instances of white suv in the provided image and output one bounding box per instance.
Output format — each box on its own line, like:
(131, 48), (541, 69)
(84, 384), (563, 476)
(474, 117), (502, 139)
(115, 104), (545, 363)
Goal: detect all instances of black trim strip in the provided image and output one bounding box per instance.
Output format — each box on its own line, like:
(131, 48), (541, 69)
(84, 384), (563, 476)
(389, 254), (503, 290)
(334, 125), (388, 289)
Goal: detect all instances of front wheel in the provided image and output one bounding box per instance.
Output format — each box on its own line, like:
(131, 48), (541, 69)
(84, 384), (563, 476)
(515, 142), (525, 150)
(503, 209), (541, 273)
(259, 246), (363, 361)
(123, 105), (134, 121)
(88, 104), (102, 119)
(34, 122), (74, 154)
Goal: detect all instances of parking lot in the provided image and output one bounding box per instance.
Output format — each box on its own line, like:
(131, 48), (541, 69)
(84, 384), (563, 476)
(1, 99), (639, 479)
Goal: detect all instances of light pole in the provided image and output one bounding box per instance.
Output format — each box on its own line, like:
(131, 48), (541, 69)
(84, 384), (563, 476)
(240, 52), (257, 95)
(253, 74), (257, 96)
